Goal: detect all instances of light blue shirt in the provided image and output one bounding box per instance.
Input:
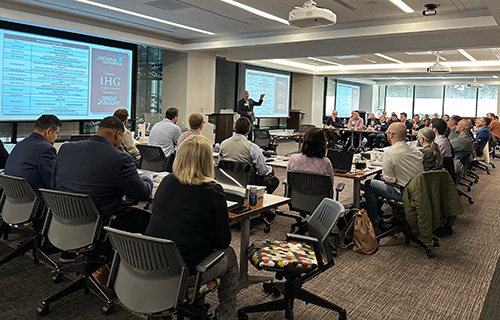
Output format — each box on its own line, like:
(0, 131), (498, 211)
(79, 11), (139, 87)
(148, 118), (181, 157)
(218, 133), (272, 176)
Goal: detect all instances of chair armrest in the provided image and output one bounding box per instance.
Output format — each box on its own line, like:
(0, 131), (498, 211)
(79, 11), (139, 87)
(107, 251), (120, 288)
(285, 233), (319, 245)
(195, 250), (226, 273)
(335, 182), (345, 193)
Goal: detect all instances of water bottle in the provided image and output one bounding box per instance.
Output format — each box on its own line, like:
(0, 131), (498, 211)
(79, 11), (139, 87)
(214, 143), (220, 153)
(248, 187), (258, 206)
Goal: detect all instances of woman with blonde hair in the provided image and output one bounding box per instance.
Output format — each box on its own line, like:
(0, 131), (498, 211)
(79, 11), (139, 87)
(418, 127), (443, 171)
(146, 135), (238, 319)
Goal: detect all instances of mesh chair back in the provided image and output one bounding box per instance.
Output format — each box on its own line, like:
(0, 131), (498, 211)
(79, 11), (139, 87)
(40, 189), (101, 251)
(253, 129), (271, 149)
(104, 226), (188, 313)
(137, 144), (166, 171)
(286, 171), (333, 215)
(0, 175), (39, 225)
(307, 198), (344, 262)
(218, 160), (256, 187)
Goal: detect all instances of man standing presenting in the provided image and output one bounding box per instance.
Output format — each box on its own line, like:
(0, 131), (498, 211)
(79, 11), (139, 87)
(149, 107), (181, 158)
(364, 123), (423, 223)
(5, 114), (61, 199)
(177, 113), (204, 145)
(52, 116), (153, 234)
(219, 117), (279, 194)
(237, 90), (265, 141)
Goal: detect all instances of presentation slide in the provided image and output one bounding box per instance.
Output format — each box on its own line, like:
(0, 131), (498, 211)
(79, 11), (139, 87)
(336, 82), (360, 117)
(0, 26), (134, 121)
(245, 69), (290, 118)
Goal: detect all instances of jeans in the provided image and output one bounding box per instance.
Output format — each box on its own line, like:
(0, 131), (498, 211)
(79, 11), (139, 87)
(364, 179), (402, 222)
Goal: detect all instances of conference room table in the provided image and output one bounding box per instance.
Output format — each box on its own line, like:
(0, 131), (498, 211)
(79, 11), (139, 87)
(269, 130), (305, 153)
(142, 170), (291, 289)
(266, 157), (381, 208)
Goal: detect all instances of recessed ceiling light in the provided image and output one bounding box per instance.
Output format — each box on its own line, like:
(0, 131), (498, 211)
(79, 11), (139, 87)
(457, 49), (477, 62)
(220, 0), (289, 25)
(388, 0), (415, 13)
(391, 77), (400, 80)
(374, 53), (404, 64)
(307, 57), (343, 66)
(74, 0), (215, 35)
(493, 75), (498, 79)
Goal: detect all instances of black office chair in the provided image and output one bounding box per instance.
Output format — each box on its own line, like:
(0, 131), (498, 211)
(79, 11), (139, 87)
(238, 198), (346, 320)
(456, 152), (474, 204)
(0, 175), (57, 268)
(36, 189), (114, 316)
(217, 160), (272, 233)
(137, 144), (167, 172)
(105, 226), (224, 320)
(253, 129), (277, 157)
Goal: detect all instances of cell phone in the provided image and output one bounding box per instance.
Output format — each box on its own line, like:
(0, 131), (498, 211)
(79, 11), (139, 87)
(231, 205), (252, 214)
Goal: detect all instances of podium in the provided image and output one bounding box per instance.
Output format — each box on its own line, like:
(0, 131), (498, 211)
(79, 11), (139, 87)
(207, 113), (234, 143)
(287, 110), (305, 131)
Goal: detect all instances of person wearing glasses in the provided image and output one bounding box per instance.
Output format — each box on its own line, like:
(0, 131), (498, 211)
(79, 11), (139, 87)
(178, 113), (205, 145)
(363, 122), (423, 223)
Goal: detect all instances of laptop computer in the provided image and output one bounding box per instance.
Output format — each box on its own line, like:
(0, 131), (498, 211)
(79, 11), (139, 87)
(327, 149), (354, 174)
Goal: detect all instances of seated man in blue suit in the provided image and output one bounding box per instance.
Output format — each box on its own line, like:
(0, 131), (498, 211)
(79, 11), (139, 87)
(5, 114), (61, 203)
(52, 116), (153, 234)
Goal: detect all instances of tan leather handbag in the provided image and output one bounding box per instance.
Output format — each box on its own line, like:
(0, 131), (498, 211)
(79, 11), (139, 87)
(353, 209), (378, 254)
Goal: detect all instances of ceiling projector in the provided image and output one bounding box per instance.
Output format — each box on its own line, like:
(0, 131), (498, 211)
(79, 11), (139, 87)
(467, 77), (484, 88)
(289, 0), (337, 28)
(427, 52), (451, 73)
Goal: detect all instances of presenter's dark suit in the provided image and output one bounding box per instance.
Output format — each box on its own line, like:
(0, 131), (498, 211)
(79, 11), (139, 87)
(52, 135), (153, 233)
(5, 132), (56, 200)
(237, 98), (263, 141)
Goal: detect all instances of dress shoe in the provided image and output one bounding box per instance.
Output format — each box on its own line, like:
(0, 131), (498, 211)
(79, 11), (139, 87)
(92, 265), (117, 299)
(383, 214), (404, 224)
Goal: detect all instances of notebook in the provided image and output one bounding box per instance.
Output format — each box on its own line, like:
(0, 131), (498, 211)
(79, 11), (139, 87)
(327, 149), (354, 174)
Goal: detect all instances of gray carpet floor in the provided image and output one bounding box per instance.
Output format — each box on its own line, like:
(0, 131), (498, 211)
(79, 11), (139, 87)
(0, 140), (499, 319)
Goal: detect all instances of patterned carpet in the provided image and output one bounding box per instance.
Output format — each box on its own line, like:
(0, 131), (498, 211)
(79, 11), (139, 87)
(0, 140), (498, 319)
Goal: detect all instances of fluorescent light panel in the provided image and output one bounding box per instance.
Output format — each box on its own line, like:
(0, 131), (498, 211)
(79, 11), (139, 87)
(220, 0), (290, 25)
(388, 0), (415, 13)
(307, 57), (343, 66)
(374, 53), (404, 64)
(74, 0), (215, 35)
(493, 75), (499, 79)
(457, 49), (477, 62)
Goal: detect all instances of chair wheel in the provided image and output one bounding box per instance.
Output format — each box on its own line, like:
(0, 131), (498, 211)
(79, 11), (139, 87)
(238, 310), (249, 320)
(102, 304), (114, 315)
(426, 248), (435, 258)
(263, 281), (274, 294)
(37, 304), (50, 316)
(52, 273), (63, 283)
(433, 239), (440, 247)
(264, 226), (270, 233)
(487, 171), (491, 175)
(469, 199), (474, 204)
(339, 309), (347, 320)
(467, 186), (471, 192)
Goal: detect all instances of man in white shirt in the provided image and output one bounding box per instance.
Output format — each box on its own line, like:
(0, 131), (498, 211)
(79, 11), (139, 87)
(148, 107), (182, 158)
(364, 122), (423, 223)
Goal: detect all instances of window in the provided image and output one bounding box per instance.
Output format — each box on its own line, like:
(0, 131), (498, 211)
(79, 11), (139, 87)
(324, 77), (336, 116)
(443, 85), (477, 117)
(414, 85), (444, 117)
(136, 45), (163, 124)
(477, 85), (499, 117)
(385, 85), (413, 117)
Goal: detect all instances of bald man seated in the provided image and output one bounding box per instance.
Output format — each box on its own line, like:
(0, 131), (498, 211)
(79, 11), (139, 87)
(363, 122), (423, 223)
(52, 116), (153, 234)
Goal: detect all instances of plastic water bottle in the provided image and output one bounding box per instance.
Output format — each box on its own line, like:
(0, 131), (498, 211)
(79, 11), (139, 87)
(249, 187), (258, 206)
(214, 143), (220, 153)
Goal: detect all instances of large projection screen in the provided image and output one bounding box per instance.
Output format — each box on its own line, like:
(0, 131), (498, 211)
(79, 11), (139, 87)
(0, 21), (136, 121)
(244, 68), (291, 118)
(336, 82), (360, 117)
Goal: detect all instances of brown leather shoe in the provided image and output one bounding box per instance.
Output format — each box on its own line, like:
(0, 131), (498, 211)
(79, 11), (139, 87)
(92, 266), (117, 299)
(383, 214), (405, 224)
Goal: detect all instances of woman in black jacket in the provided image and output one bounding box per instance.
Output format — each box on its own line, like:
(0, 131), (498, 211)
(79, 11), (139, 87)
(146, 135), (238, 320)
